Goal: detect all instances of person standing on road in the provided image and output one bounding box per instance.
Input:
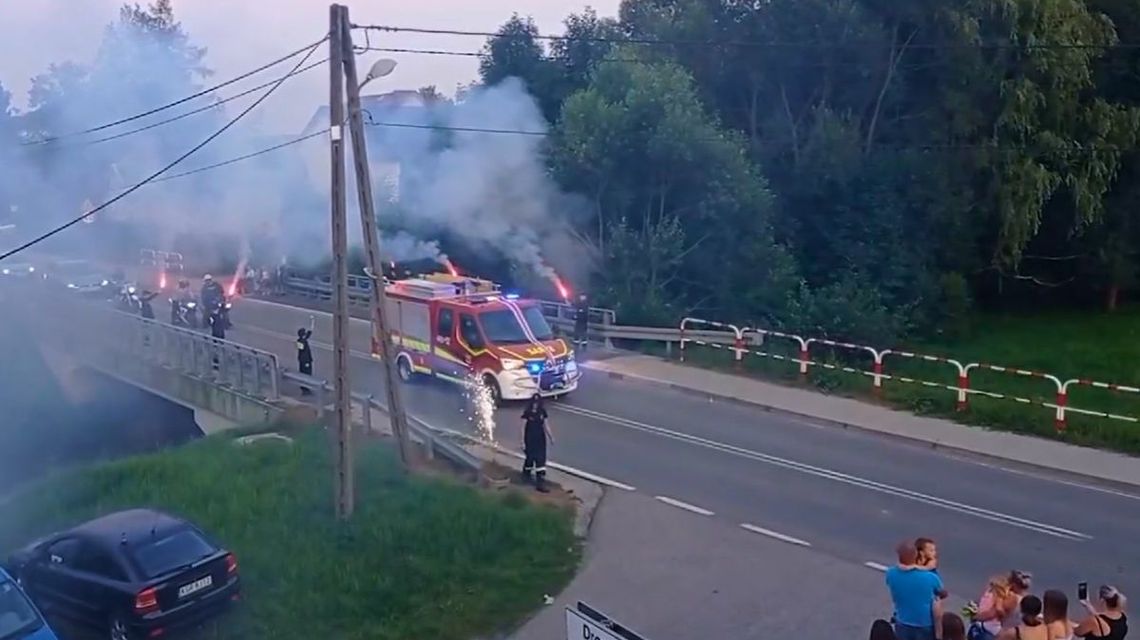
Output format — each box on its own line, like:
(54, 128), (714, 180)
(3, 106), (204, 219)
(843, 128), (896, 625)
(1074, 585), (1127, 639)
(886, 540), (945, 640)
(1043, 590), (1075, 640)
(208, 304), (226, 340)
(970, 571), (1032, 640)
(997, 595), (1048, 640)
(521, 393), (554, 493)
(297, 317), (314, 396)
(573, 293), (589, 356)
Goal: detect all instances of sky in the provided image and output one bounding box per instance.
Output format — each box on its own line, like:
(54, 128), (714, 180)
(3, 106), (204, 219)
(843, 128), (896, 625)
(0, 0), (621, 134)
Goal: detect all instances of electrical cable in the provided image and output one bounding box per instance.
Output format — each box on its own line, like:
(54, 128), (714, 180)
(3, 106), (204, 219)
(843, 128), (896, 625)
(35, 59), (327, 150)
(354, 23), (1140, 52)
(23, 38), (326, 146)
(151, 130), (327, 183)
(0, 39), (325, 262)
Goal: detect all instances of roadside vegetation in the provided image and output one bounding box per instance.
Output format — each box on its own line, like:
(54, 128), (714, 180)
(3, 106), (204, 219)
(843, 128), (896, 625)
(0, 427), (579, 640)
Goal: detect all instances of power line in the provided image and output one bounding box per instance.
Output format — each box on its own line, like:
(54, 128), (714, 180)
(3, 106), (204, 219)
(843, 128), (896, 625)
(362, 116), (1140, 155)
(354, 23), (1140, 51)
(32, 59), (326, 151)
(363, 115), (546, 136)
(0, 40), (325, 262)
(22, 38), (326, 147)
(151, 130), (327, 183)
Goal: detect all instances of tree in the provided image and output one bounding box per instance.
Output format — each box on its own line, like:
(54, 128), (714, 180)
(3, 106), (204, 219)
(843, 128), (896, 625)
(554, 51), (798, 323)
(478, 15), (561, 121)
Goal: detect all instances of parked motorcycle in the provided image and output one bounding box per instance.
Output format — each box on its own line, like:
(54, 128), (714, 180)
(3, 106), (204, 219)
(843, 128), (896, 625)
(170, 298), (199, 328)
(116, 285), (141, 314)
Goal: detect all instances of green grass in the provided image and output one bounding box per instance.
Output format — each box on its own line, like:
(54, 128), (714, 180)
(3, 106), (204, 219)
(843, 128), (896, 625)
(648, 307), (1140, 455)
(0, 427), (580, 640)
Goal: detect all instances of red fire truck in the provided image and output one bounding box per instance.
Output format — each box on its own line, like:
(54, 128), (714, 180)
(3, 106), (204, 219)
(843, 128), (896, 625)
(375, 273), (580, 404)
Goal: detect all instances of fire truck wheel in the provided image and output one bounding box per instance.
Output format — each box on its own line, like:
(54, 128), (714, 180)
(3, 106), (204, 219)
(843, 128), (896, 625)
(482, 374), (503, 407)
(396, 355), (416, 383)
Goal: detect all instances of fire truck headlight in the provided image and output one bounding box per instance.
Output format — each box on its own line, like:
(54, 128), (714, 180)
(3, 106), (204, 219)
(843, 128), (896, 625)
(502, 358), (525, 371)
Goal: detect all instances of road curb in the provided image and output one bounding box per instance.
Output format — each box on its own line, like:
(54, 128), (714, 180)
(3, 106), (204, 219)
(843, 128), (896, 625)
(585, 362), (1140, 493)
(437, 433), (607, 539)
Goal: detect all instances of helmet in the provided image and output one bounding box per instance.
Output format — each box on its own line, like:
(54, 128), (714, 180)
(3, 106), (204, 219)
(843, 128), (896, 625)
(203, 274), (213, 282)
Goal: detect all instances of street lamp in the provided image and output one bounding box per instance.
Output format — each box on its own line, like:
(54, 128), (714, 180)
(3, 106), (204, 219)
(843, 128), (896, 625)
(361, 58), (397, 89)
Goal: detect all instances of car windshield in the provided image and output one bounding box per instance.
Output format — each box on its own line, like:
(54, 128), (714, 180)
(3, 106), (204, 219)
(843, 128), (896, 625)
(129, 529), (216, 579)
(478, 305), (554, 345)
(0, 578), (43, 640)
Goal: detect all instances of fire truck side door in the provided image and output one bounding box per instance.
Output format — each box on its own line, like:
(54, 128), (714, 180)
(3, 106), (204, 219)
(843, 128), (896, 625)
(432, 306), (463, 380)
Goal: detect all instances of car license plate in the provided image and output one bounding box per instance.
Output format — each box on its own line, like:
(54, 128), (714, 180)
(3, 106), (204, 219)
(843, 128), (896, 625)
(178, 575), (213, 598)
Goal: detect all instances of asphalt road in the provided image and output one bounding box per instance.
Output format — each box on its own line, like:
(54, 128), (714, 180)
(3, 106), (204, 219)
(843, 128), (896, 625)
(226, 296), (1140, 603)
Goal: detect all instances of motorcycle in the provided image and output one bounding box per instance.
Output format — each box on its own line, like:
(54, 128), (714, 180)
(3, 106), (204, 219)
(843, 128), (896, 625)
(170, 298), (199, 328)
(204, 300), (233, 330)
(117, 285), (141, 314)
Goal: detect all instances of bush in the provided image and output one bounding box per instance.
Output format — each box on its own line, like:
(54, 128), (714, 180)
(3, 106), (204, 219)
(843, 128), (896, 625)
(788, 273), (905, 346)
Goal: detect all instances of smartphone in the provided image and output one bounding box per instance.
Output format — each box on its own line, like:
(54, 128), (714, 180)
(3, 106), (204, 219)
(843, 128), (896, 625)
(1078, 582), (1088, 601)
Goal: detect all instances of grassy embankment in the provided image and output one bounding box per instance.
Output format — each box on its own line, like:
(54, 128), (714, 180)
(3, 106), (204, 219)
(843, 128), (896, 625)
(654, 308), (1140, 455)
(0, 427), (579, 640)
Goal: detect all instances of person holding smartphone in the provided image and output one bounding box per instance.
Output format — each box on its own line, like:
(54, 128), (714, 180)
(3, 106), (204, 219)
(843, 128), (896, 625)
(1074, 585), (1127, 639)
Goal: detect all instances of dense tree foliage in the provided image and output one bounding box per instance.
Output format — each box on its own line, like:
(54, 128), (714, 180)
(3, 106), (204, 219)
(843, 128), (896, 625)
(479, 0), (1140, 342)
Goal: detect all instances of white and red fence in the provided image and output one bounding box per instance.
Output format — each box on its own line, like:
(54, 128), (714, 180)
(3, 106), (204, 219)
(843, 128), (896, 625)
(678, 317), (1140, 433)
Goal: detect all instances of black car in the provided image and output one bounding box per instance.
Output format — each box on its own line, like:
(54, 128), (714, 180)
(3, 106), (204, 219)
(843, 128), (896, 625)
(5, 509), (240, 640)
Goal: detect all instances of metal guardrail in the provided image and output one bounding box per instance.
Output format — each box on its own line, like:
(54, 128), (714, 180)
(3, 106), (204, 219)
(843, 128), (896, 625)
(279, 370), (483, 472)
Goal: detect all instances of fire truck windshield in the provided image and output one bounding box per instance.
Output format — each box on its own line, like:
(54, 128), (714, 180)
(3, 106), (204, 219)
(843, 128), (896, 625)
(479, 306), (554, 344)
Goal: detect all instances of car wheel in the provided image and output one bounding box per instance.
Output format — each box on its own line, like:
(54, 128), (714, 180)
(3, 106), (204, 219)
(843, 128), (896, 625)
(397, 356), (415, 383)
(108, 614), (133, 640)
(481, 375), (503, 407)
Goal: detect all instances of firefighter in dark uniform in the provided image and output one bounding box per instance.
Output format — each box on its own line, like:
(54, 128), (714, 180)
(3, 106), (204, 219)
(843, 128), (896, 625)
(296, 317), (314, 395)
(139, 290), (158, 320)
(208, 304), (226, 340)
(521, 393), (554, 493)
(573, 293), (589, 355)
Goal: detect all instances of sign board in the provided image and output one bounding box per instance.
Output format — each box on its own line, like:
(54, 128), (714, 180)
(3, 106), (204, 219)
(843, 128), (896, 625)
(565, 602), (646, 640)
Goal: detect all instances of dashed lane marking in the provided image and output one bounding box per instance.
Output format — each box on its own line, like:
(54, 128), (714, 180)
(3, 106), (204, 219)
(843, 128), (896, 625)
(555, 404), (1093, 542)
(655, 496), (714, 516)
(864, 562), (889, 572)
(739, 523), (812, 547)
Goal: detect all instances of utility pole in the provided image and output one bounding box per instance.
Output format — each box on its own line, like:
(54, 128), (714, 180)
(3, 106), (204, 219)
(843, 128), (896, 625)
(328, 3), (355, 520)
(338, 7), (414, 467)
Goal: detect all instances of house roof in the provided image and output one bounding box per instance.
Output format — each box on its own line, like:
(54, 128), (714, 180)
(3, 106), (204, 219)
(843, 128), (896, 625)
(301, 90), (438, 135)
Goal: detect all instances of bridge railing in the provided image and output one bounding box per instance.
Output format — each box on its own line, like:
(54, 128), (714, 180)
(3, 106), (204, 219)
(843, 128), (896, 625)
(279, 370), (483, 472)
(26, 289), (281, 400)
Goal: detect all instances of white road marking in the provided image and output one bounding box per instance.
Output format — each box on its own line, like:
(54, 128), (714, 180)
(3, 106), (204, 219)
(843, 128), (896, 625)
(583, 361), (1140, 502)
(740, 523), (811, 547)
(655, 496), (714, 516)
(554, 404), (1093, 541)
(864, 561), (889, 572)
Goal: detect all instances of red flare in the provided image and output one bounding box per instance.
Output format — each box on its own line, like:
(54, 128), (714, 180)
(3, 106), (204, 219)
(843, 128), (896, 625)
(442, 257), (459, 277)
(158, 272), (167, 290)
(227, 280), (238, 297)
(552, 274), (570, 301)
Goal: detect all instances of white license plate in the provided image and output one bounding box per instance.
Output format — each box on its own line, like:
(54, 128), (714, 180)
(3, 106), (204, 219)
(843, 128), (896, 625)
(177, 575), (213, 598)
